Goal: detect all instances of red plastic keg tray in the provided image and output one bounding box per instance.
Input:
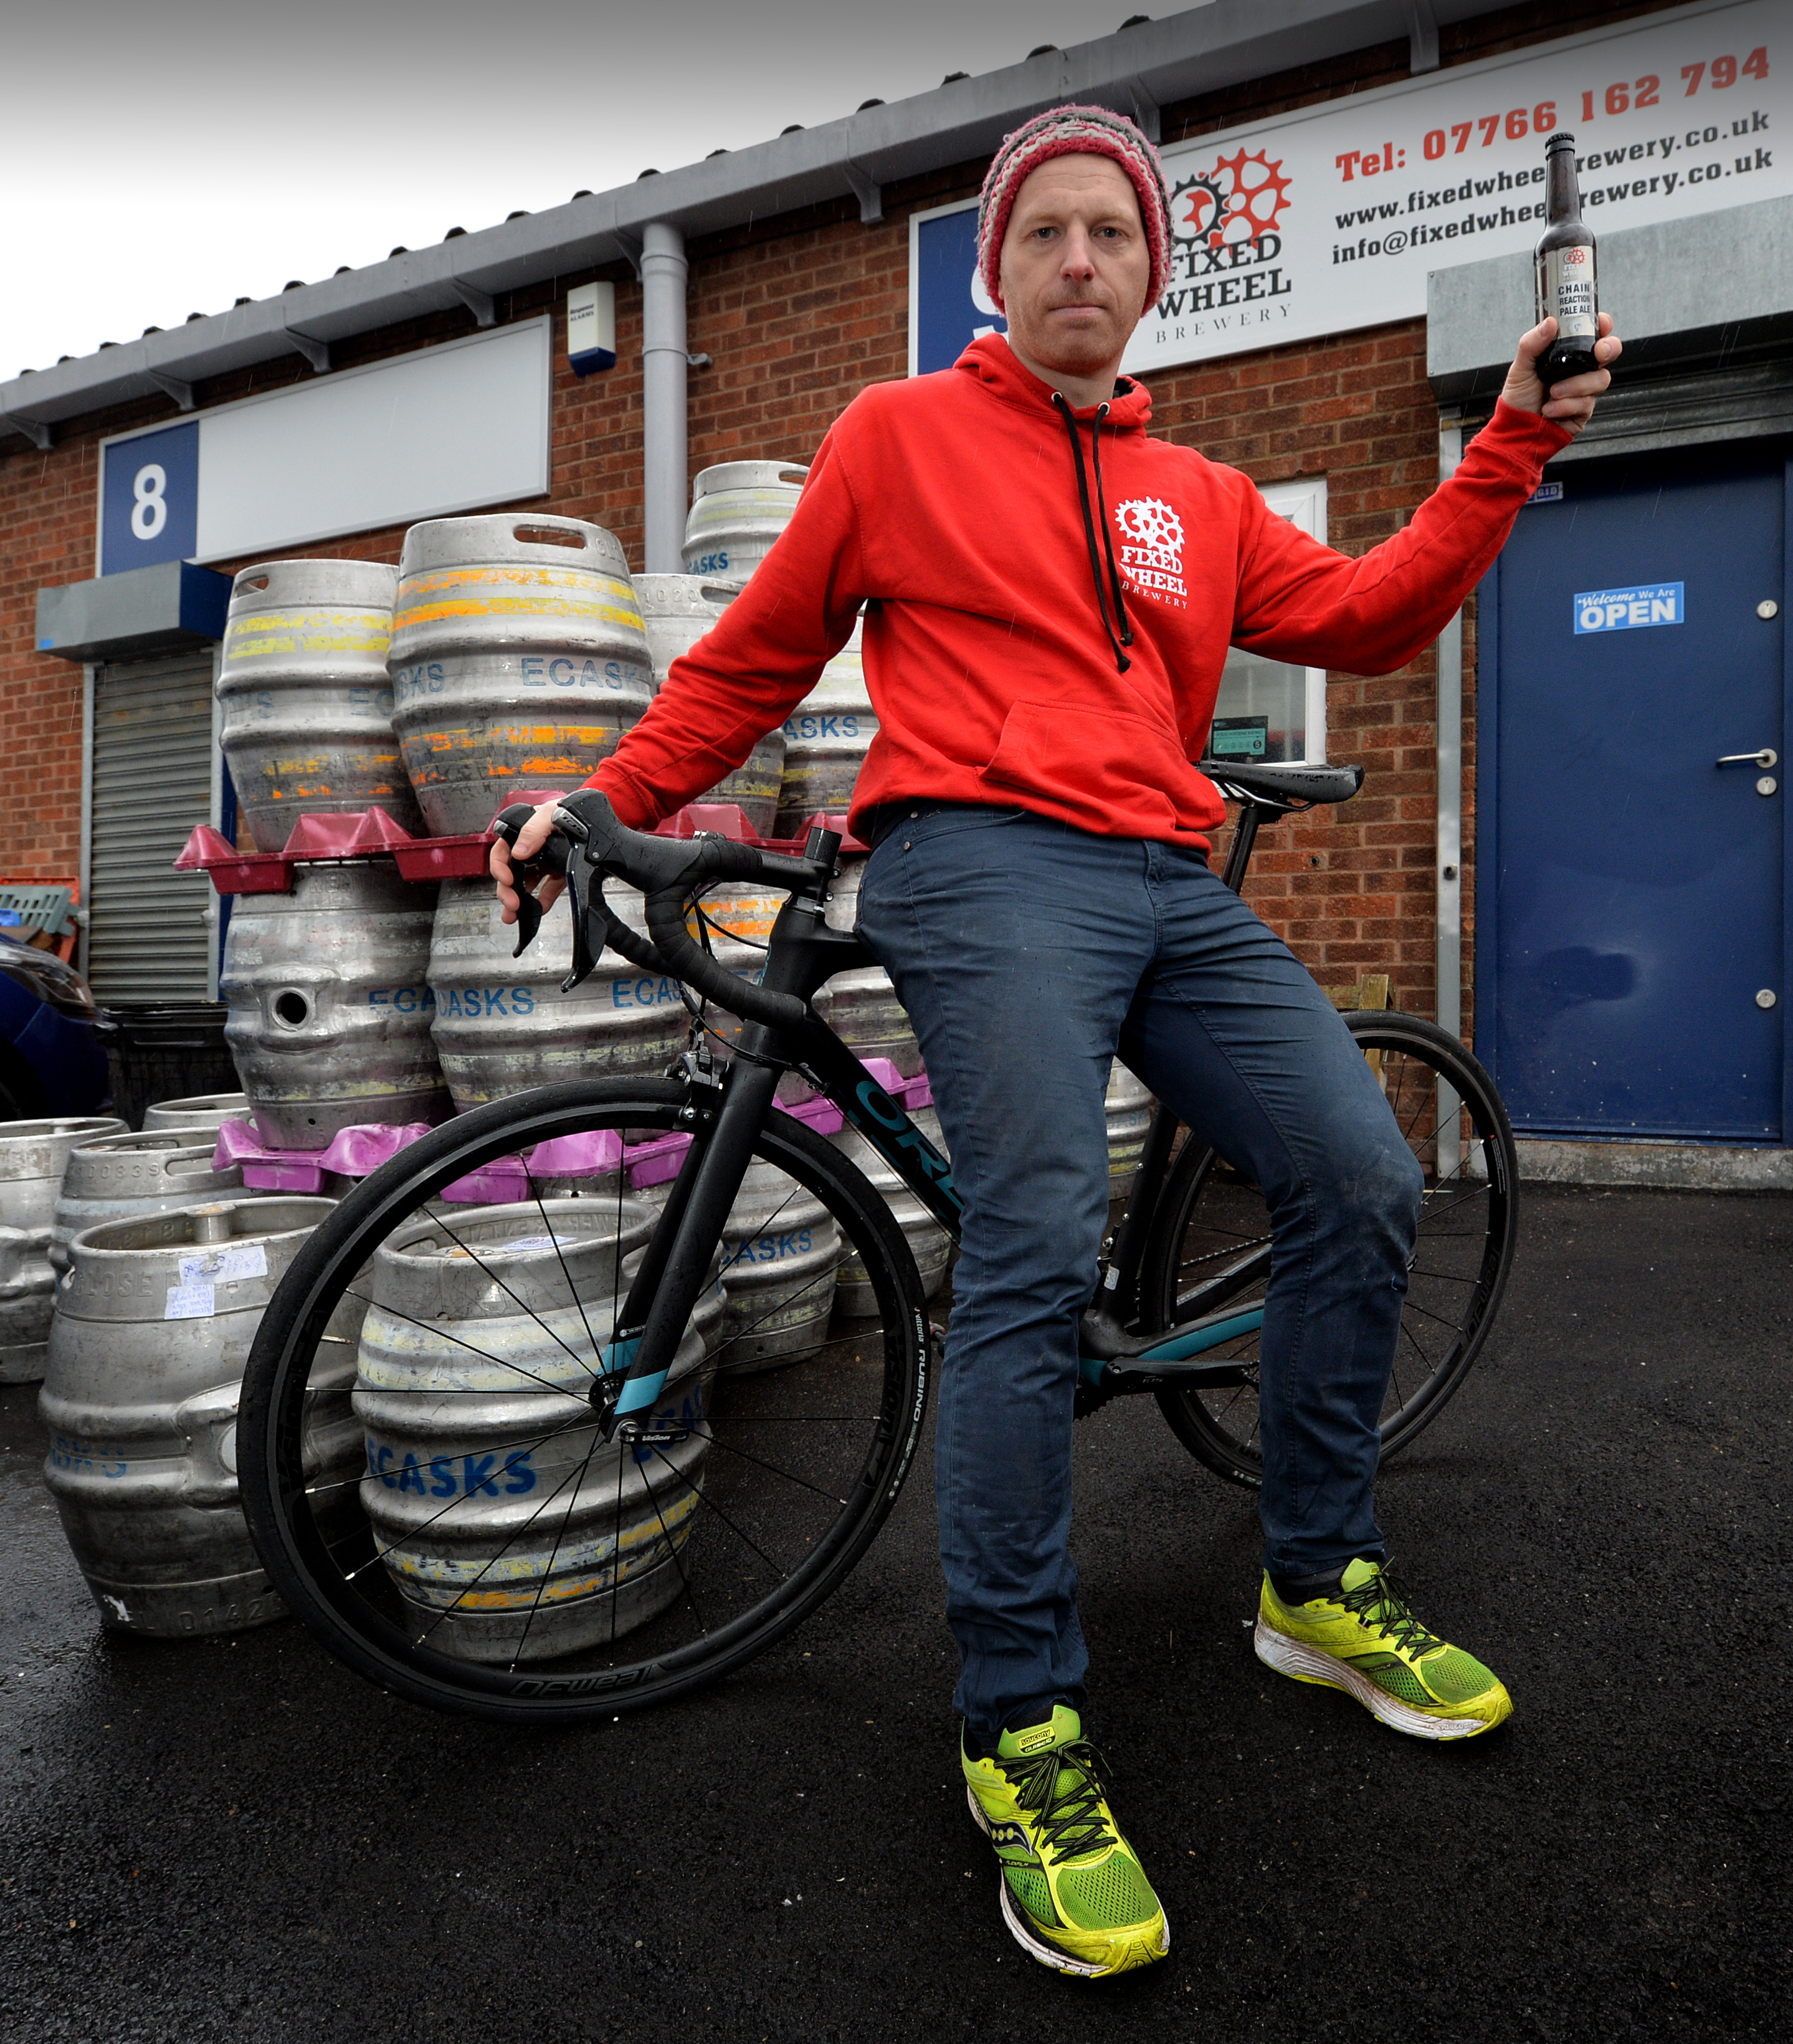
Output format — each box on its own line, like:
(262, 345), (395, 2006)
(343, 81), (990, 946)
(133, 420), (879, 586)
(174, 800), (867, 897)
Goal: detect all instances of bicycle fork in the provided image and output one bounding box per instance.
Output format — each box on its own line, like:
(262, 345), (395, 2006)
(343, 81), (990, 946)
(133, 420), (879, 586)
(596, 1054), (779, 1440)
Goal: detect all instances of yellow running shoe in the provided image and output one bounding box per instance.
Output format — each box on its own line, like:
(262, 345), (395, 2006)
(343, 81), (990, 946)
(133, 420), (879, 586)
(1255, 1557), (1513, 1740)
(962, 1704), (1169, 1978)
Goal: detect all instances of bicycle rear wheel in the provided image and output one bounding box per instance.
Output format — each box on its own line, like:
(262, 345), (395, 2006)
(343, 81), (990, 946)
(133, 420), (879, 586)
(239, 1079), (929, 1725)
(1142, 1012), (1518, 1489)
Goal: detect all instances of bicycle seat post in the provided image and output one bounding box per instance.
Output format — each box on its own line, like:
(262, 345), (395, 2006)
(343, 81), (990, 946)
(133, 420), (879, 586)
(1217, 799), (1280, 896)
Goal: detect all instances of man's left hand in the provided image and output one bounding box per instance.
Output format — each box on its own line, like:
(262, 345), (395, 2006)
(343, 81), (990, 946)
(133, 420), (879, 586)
(1500, 313), (1621, 439)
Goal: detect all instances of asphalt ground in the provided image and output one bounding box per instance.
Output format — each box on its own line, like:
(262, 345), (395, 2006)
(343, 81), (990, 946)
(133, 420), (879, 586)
(2, 1182), (1789, 2043)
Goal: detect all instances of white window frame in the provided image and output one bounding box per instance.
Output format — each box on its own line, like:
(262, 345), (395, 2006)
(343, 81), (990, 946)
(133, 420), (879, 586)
(1250, 475), (1329, 766)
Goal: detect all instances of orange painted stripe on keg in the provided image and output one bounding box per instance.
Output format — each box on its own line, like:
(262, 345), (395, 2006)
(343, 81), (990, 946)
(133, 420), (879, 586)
(392, 598), (644, 632)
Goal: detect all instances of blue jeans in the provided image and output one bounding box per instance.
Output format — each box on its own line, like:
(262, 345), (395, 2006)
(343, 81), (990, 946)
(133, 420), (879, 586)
(854, 806), (1424, 1742)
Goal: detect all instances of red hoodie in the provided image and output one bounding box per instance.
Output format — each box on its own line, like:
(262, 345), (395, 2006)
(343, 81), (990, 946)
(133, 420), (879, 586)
(589, 333), (1569, 848)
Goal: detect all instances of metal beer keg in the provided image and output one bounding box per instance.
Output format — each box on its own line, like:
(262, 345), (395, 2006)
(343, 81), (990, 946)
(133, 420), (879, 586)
(353, 1199), (712, 1661)
(773, 623), (875, 838)
(216, 559), (416, 850)
(632, 573), (733, 687)
(830, 1105), (952, 1314)
(0, 1117), (126, 1383)
(1105, 1061), (1154, 1187)
(630, 572), (784, 834)
(715, 1158), (840, 1371)
(39, 1198), (355, 1636)
(221, 862), (449, 1148)
(809, 854), (920, 1076)
(681, 461), (807, 583)
(51, 1132), (251, 1273)
(428, 878), (687, 1109)
(389, 514), (653, 838)
(143, 1092), (250, 1135)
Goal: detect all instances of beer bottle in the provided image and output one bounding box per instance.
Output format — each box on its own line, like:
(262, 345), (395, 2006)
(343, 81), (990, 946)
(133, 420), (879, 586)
(1534, 133), (1599, 381)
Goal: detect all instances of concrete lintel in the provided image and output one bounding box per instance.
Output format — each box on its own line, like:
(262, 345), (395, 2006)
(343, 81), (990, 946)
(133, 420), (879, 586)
(1429, 194), (1793, 404)
(1516, 1137), (1793, 1194)
(35, 560), (232, 664)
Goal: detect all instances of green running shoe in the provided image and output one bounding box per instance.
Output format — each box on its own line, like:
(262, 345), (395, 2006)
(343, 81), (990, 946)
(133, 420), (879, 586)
(961, 1704), (1169, 1978)
(1255, 1556), (1513, 1740)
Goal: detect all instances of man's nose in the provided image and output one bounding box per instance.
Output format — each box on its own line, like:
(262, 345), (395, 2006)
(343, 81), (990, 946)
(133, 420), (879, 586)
(1058, 228), (1099, 278)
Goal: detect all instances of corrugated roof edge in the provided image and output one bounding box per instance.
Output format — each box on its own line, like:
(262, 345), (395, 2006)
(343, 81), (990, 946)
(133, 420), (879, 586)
(1, 0), (1501, 442)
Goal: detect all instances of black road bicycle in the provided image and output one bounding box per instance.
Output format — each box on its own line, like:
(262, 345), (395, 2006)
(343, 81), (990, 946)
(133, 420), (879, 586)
(239, 763), (1518, 1726)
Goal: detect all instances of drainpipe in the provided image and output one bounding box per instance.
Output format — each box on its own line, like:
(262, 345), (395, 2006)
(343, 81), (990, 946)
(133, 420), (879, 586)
(640, 221), (689, 573)
(1435, 419), (1465, 1177)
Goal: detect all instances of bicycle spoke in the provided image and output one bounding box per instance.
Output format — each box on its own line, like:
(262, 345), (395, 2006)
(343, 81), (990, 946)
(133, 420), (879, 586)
(636, 1444), (709, 1638)
(531, 1182), (602, 1365)
(509, 1425), (606, 1669)
(684, 1424), (850, 1504)
(302, 1412), (591, 1497)
(345, 1289), (589, 1401)
(649, 1443), (788, 1584)
(341, 1411), (595, 1583)
(411, 1448), (597, 1648)
(421, 1212), (597, 1377)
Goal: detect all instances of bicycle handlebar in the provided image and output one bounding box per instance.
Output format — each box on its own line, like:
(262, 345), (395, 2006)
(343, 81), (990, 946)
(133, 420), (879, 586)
(493, 790), (822, 1031)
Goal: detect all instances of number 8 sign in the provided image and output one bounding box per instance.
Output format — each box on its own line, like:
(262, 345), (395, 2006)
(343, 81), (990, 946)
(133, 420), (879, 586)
(100, 420), (197, 575)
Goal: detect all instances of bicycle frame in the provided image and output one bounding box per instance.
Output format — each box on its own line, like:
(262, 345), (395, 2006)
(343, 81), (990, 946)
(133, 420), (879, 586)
(597, 805), (1303, 1438)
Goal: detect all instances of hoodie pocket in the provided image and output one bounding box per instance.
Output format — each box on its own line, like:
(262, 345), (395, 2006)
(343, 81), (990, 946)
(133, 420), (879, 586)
(977, 697), (1197, 834)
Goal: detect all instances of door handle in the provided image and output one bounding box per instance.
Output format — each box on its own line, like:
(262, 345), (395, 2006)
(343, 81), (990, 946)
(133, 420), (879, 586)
(1716, 749), (1779, 768)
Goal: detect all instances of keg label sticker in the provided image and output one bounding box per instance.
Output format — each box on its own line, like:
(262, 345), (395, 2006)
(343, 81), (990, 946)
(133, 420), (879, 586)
(178, 1243), (269, 1286)
(164, 1281), (216, 1319)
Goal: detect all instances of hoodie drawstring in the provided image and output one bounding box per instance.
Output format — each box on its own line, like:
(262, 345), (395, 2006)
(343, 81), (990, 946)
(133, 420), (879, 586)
(1052, 393), (1133, 674)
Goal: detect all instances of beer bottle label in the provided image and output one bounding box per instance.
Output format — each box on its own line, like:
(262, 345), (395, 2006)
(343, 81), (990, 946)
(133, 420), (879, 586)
(1541, 244), (1597, 338)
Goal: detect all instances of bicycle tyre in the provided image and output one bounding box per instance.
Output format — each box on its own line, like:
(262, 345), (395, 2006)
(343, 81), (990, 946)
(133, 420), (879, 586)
(1141, 1012), (1518, 1489)
(239, 1078), (930, 1726)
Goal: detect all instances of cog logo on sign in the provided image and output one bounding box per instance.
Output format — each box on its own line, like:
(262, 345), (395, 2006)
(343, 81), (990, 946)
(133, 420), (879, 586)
(1172, 148), (1294, 249)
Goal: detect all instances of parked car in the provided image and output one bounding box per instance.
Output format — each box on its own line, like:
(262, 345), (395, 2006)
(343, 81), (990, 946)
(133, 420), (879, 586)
(0, 937), (109, 1119)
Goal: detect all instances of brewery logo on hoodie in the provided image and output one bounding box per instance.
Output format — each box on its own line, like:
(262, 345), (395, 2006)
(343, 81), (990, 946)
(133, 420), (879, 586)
(1113, 497), (1187, 606)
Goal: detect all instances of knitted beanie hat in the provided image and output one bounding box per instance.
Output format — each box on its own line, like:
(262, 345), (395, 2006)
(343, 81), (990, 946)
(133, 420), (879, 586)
(977, 103), (1172, 313)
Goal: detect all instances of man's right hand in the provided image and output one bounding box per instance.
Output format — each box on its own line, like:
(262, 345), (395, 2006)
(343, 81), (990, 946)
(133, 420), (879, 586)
(490, 795), (568, 925)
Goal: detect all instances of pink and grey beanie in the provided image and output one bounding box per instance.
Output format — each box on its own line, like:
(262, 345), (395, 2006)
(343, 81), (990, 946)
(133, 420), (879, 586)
(976, 102), (1172, 310)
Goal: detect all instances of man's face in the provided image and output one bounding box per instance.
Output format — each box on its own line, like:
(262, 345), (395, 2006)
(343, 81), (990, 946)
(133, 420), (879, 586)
(996, 153), (1152, 383)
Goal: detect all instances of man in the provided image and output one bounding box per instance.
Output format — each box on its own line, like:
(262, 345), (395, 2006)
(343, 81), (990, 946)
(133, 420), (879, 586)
(495, 104), (1619, 1980)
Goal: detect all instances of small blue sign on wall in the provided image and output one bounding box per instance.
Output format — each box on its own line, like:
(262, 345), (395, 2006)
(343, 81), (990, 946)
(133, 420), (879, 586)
(100, 420), (199, 576)
(909, 198), (1007, 376)
(1573, 581), (1685, 634)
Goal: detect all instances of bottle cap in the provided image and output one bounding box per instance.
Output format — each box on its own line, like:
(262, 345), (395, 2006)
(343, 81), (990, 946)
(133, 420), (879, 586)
(1545, 131), (1576, 150)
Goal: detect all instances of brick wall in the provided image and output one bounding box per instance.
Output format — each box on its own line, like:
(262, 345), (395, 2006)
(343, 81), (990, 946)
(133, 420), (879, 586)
(0, 0), (1680, 1031)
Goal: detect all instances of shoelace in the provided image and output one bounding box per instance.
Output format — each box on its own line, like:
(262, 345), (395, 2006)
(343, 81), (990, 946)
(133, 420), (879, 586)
(1006, 1738), (1118, 1863)
(1052, 393), (1134, 674)
(1339, 1568), (1445, 1658)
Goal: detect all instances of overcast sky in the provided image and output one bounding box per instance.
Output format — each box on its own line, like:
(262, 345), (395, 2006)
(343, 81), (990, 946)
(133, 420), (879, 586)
(2, 0), (1180, 381)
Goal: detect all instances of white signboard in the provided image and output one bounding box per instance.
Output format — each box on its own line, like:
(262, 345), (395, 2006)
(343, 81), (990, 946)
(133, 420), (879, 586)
(1126, 0), (1784, 373)
(910, 1), (1785, 378)
(97, 319), (551, 573)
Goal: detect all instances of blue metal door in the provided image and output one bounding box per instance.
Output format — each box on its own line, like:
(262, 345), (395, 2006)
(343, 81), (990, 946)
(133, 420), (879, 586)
(1479, 457), (1790, 1142)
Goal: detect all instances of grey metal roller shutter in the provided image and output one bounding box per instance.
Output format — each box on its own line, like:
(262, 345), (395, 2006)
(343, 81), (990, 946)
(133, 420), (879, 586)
(87, 654), (216, 1003)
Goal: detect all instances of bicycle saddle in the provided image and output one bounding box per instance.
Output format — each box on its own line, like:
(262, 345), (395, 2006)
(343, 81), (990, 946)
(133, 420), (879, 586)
(1199, 760), (1364, 809)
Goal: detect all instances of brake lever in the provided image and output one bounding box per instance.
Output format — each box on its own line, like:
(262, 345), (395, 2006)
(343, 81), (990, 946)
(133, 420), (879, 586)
(492, 803), (572, 958)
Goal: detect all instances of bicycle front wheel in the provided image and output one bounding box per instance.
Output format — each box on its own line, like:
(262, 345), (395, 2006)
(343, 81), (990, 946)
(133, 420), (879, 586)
(239, 1079), (930, 1726)
(1142, 1012), (1518, 1489)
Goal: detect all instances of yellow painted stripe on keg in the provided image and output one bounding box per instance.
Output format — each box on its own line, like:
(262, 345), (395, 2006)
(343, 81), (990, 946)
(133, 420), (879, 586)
(392, 598), (644, 633)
